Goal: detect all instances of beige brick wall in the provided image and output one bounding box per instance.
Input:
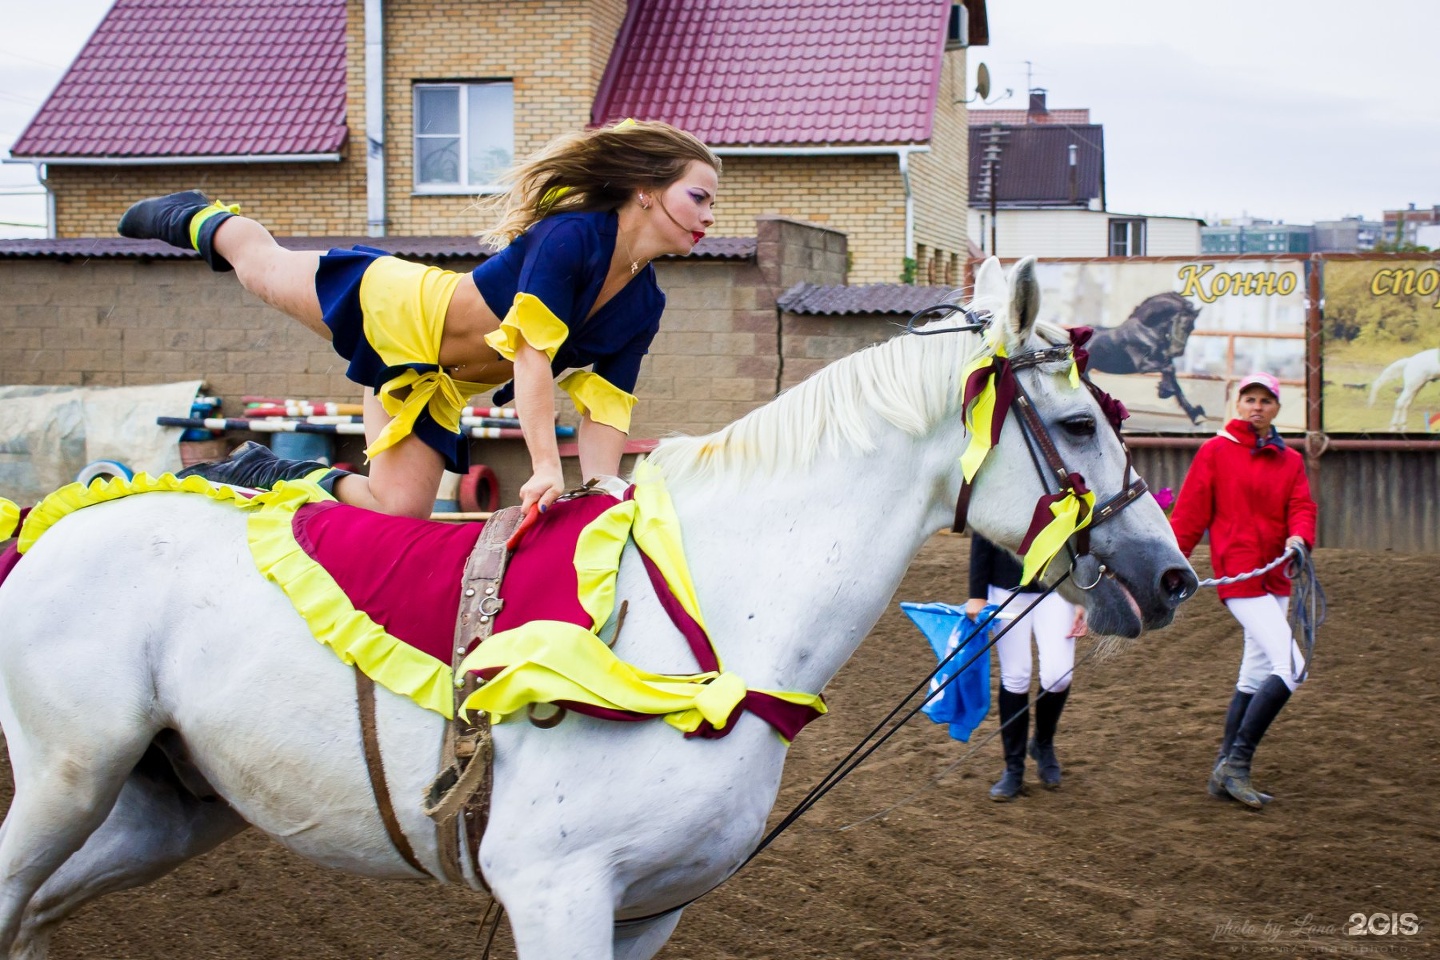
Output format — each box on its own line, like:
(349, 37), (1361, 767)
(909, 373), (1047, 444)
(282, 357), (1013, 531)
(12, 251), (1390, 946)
(709, 155), (905, 285)
(383, 0), (625, 235)
(910, 44), (971, 283)
(0, 217), (852, 504)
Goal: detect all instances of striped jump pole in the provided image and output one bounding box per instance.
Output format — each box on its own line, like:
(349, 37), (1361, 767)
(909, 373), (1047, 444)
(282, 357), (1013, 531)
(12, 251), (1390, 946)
(158, 417), (575, 440)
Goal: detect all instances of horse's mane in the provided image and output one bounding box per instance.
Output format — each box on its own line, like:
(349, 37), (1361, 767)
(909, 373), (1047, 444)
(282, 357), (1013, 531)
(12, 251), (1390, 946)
(646, 290), (1068, 488)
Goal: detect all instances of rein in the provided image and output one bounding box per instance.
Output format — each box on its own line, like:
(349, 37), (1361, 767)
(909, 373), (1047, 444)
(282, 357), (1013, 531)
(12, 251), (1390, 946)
(616, 301), (1152, 927)
(940, 309), (1149, 591)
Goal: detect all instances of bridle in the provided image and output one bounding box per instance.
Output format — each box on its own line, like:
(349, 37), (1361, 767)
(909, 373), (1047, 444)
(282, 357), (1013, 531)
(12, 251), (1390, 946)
(906, 302), (1149, 590)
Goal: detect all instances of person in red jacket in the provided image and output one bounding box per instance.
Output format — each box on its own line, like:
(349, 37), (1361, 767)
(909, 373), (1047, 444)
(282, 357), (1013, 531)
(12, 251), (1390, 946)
(1169, 371), (1318, 810)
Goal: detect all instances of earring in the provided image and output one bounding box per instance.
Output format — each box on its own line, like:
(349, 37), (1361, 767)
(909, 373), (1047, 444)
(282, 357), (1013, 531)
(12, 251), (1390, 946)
(639, 193), (650, 209)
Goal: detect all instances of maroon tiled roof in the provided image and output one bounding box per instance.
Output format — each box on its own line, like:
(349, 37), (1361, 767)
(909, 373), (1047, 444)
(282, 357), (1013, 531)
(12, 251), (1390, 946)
(778, 282), (960, 316)
(11, 0), (347, 160)
(970, 108), (1092, 127)
(0, 234), (755, 262)
(593, 0), (952, 146)
(969, 125), (1104, 207)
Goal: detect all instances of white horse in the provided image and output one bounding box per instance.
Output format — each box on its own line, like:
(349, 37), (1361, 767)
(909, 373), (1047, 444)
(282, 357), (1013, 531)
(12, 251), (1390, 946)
(1368, 346), (1440, 430)
(0, 258), (1196, 960)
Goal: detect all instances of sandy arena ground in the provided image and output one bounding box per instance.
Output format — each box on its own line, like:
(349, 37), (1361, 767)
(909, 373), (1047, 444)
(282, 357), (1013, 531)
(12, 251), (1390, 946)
(1, 537), (1436, 959)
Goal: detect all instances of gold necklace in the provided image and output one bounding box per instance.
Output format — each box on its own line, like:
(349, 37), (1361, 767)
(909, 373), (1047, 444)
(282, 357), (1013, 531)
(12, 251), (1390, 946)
(619, 231), (646, 276)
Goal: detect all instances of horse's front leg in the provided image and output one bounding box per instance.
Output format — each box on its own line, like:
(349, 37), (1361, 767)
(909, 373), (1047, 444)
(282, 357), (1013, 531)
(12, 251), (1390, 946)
(499, 860), (619, 960)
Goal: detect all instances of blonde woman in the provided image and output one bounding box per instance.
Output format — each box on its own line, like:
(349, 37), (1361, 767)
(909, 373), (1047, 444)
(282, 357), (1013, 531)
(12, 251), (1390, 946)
(120, 120), (719, 517)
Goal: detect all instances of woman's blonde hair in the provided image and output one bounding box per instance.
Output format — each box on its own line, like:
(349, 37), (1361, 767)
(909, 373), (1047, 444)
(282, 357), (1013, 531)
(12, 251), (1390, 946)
(480, 119), (720, 247)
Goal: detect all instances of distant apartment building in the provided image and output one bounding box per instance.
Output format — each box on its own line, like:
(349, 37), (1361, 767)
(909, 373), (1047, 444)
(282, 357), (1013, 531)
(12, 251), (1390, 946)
(1200, 220), (1313, 255)
(1383, 204), (1440, 247)
(1313, 216), (1382, 252)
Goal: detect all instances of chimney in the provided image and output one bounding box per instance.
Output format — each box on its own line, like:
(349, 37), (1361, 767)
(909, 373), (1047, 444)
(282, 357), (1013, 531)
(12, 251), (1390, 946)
(1028, 88), (1048, 120)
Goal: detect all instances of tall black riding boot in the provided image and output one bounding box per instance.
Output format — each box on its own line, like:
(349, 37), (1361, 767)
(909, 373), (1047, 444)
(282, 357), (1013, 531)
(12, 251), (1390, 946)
(1217, 675), (1292, 810)
(1206, 689), (1270, 804)
(118, 190), (238, 272)
(176, 441), (349, 495)
(989, 689), (1030, 802)
(1028, 686), (1070, 789)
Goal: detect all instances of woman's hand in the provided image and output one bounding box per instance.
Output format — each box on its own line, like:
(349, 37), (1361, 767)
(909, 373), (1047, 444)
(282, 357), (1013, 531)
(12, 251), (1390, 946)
(1285, 535), (1308, 555)
(1067, 606), (1089, 639)
(519, 462), (565, 514)
(964, 598), (986, 619)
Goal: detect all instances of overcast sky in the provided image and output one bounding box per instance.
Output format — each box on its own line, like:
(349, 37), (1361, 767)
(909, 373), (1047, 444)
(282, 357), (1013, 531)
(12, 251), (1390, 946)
(2, 0), (1437, 238)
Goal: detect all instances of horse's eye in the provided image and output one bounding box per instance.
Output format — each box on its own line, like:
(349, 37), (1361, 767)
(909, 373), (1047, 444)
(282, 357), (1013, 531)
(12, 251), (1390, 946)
(1061, 415), (1096, 437)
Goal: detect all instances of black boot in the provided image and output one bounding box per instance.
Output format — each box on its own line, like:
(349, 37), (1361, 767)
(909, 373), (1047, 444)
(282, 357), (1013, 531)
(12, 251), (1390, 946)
(1028, 686), (1069, 789)
(176, 441), (347, 494)
(1216, 675), (1292, 810)
(1207, 689), (1272, 804)
(989, 689), (1029, 802)
(118, 190), (237, 272)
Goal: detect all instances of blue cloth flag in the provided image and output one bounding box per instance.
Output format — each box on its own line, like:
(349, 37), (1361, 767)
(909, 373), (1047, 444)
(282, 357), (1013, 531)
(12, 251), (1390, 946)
(900, 601), (997, 742)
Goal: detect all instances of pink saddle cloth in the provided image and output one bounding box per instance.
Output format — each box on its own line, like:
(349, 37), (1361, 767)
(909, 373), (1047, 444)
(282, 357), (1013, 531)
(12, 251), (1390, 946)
(291, 495), (617, 667)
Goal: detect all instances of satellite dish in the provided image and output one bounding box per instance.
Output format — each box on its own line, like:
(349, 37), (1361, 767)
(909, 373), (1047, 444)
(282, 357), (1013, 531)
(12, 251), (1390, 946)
(975, 63), (991, 101)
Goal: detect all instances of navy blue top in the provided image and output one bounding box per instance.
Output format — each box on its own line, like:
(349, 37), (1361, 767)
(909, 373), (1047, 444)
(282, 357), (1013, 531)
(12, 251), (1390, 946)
(472, 210), (665, 405)
(969, 534), (1024, 597)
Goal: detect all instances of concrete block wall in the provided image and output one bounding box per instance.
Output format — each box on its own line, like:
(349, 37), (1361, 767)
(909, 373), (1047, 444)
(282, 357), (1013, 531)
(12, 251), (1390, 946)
(0, 217), (853, 504)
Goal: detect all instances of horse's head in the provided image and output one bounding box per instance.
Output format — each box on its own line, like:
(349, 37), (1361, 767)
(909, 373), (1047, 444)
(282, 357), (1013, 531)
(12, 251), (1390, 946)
(963, 257), (1197, 637)
(1129, 292), (1200, 360)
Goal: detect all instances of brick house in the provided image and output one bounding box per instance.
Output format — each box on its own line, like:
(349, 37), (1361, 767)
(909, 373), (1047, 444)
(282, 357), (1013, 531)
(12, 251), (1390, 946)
(9, 0), (989, 283)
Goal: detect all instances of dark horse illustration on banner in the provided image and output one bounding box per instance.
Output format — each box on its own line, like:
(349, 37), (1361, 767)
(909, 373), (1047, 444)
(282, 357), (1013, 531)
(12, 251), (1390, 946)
(1086, 292), (1206, 423)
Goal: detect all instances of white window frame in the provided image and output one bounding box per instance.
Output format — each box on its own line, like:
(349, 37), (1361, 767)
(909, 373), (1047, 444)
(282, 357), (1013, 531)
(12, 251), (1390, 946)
(412, 81), (514, 196)
(1108, 218), (1146, 257)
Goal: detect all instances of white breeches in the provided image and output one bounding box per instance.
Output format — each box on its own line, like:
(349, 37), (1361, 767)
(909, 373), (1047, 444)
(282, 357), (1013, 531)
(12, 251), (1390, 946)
(988, 586), (1077, 695)
(1224, 594), (1305, 692)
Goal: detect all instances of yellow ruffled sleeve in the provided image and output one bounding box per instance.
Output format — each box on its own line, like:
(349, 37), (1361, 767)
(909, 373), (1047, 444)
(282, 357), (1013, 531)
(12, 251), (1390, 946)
(558, 370), (638, 433)
(0, 497), (20, 540)
(483, 293), (570, 362)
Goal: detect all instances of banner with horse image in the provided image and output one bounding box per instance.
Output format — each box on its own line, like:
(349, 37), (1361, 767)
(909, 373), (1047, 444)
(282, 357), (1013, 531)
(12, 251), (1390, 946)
(1320, 257), (1440, 434)
(1030, 259), (1308, 433)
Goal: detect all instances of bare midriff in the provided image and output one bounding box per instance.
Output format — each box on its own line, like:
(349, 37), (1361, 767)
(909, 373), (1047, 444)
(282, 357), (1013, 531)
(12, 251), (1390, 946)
(438, 275), (515, 381)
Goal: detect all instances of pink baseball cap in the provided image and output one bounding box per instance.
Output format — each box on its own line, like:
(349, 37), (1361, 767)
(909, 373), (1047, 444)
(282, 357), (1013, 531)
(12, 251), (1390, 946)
(1236, 372), (1281, 399)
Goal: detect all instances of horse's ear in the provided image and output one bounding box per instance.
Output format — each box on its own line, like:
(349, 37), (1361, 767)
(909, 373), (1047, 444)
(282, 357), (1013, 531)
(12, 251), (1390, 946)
(1005, 256), (1040, 348)
(972, 256), (1006, 307)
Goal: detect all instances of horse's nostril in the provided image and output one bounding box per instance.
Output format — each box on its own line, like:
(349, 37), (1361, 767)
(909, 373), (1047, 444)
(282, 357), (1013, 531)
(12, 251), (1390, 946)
(1160, 567), (1198, 605)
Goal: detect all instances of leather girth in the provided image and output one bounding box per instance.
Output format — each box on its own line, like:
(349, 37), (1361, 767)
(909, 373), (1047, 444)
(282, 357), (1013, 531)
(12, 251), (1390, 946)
(355, 669), (432, 877)
(422, 505), (524, 889)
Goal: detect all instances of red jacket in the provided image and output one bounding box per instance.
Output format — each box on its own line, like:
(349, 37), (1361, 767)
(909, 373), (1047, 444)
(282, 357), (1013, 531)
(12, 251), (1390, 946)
(1169, 420), (1318, 600)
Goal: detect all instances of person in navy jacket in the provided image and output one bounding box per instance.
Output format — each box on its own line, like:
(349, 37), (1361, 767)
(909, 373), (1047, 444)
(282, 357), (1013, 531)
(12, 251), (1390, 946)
(967, 534), (1086, 801)
(119, 120), (719, 518)
(1169, 372), (1318, 809)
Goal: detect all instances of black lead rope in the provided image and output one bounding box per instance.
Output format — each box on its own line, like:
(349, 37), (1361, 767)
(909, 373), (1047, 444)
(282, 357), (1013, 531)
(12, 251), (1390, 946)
(616, 571), (1071, 927)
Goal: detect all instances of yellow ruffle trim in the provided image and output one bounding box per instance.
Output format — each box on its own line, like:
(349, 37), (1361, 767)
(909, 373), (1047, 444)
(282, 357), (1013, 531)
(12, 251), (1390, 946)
(483, 293), (570, 363)
(0, 497), (20, 540)
(246, 483), (455, 717)
(16, 472), (261, 554)
(459, 461), (824, 736)
(558, 370), (638, 433)
(13, 473), (453, 717)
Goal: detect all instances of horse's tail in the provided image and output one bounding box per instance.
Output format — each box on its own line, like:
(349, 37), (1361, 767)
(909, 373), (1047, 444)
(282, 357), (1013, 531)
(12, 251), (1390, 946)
(1369, 357), (1410, 405)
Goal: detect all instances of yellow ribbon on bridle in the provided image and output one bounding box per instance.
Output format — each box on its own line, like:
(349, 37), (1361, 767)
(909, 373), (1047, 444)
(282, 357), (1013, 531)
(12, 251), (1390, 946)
(959, 339), (1093, 584)
(1019, 487), (1096, 585)
(958, 342), (1008, 483)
